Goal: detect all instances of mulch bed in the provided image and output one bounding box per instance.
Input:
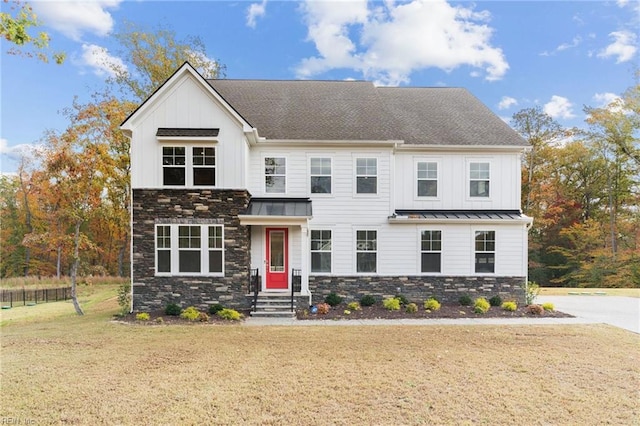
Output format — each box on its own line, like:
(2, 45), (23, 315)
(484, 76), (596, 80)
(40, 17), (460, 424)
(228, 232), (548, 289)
(296, 303), (573, 320)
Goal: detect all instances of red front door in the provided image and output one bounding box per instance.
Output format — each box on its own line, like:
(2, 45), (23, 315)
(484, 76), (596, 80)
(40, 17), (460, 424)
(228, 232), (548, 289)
(265, 228), (288, 290)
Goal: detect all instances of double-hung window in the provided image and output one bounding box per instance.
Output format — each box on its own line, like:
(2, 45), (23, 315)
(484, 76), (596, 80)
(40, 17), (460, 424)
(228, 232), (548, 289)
(310, 158), (332, 194)
(356, 230), (377, 273)
(156, 224), (224, 275)
(421, 230), (442, 273)
(310, 230), (332, 273)
(470, 162), (490, 197)
(417, 161), (438, 197)
(265, 157), (286, 193)
(162, 146), (216, 187)
(475, 231), (495, 273)
(356, 158), (377, 194)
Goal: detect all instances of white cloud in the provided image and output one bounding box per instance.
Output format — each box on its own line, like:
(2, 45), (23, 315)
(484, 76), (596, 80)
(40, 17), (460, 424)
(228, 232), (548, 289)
(247, 0), (268, 29)
(498, 96), (517, 110)
(540, 36), (582, 56)
(598, 31), (638, 63)
(32, 1), (121, 41)
(593, 92), (621, 108)
(296, 0), (509, 86)
(0, 138), (44, 167)
(80, 44), (126, 77)
(544, 95), (576, 120)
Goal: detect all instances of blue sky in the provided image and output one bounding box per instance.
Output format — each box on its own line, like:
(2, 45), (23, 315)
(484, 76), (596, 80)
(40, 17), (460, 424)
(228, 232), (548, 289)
(1, 0), (638, 173)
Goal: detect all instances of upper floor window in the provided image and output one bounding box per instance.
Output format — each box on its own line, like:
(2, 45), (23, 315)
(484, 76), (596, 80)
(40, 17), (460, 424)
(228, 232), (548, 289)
(310, 158), (332, 194)
(421, 230), (441, 273)
(356, 230), (377, 273)
(356, 158), (377, 194)
(156, 224), (224, 275)
(162, 146), (216, 187)
(265, 157), (286, 193)
(310, 230), (332, 273)
(417, 161), (438, 197)
(470, 162), (490, 197)
(475, 230), (495, 273)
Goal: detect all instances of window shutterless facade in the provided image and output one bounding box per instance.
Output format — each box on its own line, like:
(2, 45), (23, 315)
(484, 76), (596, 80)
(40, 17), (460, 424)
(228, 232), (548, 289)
(155, 224), (224, 275)
(356, 230), (377, 273)
(475, 230), (495, 273)
(265, 157), (286, 193)
(417, 161), (438, 197)
(470, 162), (490, 197)
(162, 146), (216, 187)
(356, 158), (377, 194)
(310, 157), (332, 194)
(310, 230), (332, 273)
(420, 230), (442, 273)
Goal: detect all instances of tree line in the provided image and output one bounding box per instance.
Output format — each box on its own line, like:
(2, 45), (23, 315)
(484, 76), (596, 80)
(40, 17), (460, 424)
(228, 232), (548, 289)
(1, 11), (638, 288)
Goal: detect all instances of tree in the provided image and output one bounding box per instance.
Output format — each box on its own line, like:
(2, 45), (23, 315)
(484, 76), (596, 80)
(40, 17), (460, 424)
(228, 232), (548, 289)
(110, 23), (225, 101)
(1, 0), (64, 63)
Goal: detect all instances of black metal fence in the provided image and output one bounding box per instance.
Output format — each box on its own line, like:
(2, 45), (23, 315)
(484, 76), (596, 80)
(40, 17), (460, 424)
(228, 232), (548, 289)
(1, 287), (72, 308)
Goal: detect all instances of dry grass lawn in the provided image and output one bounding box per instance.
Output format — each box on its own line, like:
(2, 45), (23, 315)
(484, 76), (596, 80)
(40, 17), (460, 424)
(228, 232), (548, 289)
(1, 285), (639, 425)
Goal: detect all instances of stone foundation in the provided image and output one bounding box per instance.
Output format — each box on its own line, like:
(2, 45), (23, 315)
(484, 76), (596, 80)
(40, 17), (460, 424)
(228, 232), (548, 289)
(309, 275), (526, 305)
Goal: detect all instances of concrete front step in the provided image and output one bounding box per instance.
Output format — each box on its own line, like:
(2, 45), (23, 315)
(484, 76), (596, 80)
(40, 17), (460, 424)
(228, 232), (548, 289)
(251, 292), (298, 317)
(250, 310), (296, 318)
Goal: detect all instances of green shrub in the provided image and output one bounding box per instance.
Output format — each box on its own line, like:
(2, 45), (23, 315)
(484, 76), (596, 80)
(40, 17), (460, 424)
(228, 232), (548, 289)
(525, 281), (540, 305)
(383, 297), (401, 311)
(424, 298), (441, 311)
(459, 294), (472, 306)
(473, 297), (490, 314)
(208, 303), (224, 315)
(489, 295), (503, 307)
(343, 309), (351, 315)
(347, 301), (361, 311)
(155, 317), (164, 324)
(217, 308), (243, 321)
(180, 306), (200, 321)
(135, 312), (150, 321)
(542, 302), (555, 311)
(527, 304), (544, 315)
(395, 294), (409, 306)
(117, 283), (131, 316)
(324, 292), (343, 307)
(164, 303), (181, 316)
(316, 303), (330, 314)
(405, 303), (418, 313)
(501, 301), (517, 311)
(198, 312), (210, 322)
(360, 295), (377, 307)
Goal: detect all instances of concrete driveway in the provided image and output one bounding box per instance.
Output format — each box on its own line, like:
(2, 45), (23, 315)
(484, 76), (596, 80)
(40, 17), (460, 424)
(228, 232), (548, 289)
(538, 295), (640, 334)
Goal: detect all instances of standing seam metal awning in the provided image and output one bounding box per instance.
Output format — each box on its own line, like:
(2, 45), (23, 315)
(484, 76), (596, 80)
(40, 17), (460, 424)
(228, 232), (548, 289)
(238, 198), (312, 225)
(390, 210), (532, 225)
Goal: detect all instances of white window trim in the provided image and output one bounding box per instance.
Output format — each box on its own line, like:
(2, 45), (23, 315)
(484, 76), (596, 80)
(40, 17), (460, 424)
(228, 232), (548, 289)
(353, 156), (378, 196)
(418, 228), (443, 275)
(472, 229), (496, 275)
(414, 158), (441, 200)
(154, 223), (225, 277)
(263, 155), (288, 195)
(466, 158), (492, 200)
(308, 156), (333, 197)
(309, 228), (333, 275)
(354, 228), (378, 274)
(161, 144), (218, 189)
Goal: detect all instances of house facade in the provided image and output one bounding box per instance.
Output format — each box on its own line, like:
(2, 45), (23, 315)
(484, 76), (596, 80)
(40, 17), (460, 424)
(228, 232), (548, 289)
(121, 63), (532, 312)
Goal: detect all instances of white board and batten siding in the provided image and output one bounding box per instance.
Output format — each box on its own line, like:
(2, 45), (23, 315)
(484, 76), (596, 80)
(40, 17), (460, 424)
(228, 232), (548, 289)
(129, 73), (247, 189)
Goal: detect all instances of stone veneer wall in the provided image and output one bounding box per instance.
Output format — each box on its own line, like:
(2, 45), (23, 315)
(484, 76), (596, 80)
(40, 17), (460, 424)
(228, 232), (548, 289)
(309, 276), (526, 305)
(132, 189), (252, 312)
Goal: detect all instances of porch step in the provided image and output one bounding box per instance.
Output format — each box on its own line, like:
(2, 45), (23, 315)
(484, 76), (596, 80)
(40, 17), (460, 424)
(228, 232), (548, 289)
(250, 293), (297, 318)
(250, 310), (296, 318)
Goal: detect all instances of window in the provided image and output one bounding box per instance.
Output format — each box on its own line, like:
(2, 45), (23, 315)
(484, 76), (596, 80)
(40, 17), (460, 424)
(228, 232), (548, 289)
(470, 162), (490, 197)
(156, 224), (224, 275)
(162, 146), (216, 187)
(193, 147), (216, 186)
(265, 157), (286, 193)
(356, 230), (377, 273)
(421, 230), (441, 273)
(475, 231), (495, 273)
(310, 158), (331, 194)
(162, 147), (186, 186)
(356, 158), (377, 194)
(417, 161), (437, 197)
(310, 230), (332, 273)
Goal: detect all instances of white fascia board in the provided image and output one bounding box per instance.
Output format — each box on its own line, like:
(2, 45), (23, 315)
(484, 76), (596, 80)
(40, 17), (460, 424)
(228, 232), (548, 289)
(396, 144), (527, 153)
(388, 216), (534, 225)
(156, 136), (219, 143)
(251, 139), (404, 148)
(238, 215), (311, 226)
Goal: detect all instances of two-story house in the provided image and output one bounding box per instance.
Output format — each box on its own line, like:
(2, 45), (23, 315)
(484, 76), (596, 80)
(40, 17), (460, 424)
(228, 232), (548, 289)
(121, 62), (532, 313)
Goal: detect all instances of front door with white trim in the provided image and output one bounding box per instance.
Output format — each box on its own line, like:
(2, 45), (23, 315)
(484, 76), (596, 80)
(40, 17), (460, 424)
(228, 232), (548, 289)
(265, 228), (288, 290)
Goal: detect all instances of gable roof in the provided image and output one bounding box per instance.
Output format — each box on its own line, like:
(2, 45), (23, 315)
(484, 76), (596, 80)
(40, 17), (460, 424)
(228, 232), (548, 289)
(207, 79), (527, 147)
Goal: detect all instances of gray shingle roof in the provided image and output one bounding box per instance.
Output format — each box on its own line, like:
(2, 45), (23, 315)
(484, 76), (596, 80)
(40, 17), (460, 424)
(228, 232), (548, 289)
(207, 79), (527, 147)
